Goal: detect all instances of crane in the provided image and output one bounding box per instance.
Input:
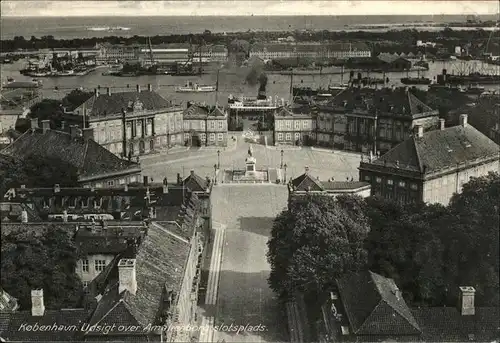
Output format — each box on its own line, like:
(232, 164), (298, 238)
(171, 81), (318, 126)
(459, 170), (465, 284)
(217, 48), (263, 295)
(148, 37), (155, 67)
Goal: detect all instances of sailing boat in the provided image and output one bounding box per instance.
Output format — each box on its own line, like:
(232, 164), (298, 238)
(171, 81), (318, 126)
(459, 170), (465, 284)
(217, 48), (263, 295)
(329, 65), (349, 90)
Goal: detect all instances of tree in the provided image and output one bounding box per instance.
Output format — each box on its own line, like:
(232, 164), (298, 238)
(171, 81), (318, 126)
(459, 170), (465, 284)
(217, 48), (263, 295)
(61, 89), (93, 111)
(1, 226), (83, 310)
(29, 99), (64, 128)
(267, 194), (369, 301)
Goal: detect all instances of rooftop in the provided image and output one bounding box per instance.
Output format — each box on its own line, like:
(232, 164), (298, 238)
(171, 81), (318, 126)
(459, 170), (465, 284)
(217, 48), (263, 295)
(290, 171), (370, 192)
(184, 103), (226, 118)
(0, 128), (140, 181)
(362, 122), (500, 175)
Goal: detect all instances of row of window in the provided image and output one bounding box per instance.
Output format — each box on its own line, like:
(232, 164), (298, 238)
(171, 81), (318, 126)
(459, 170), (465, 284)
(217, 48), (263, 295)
(183, 120), (225, 130)
(277, 132), (301, 141)
(81, 259), (107, 273)
(276, 120), (310, 130)
(185, 133), (224, 141)
(365, 175), (418, 190)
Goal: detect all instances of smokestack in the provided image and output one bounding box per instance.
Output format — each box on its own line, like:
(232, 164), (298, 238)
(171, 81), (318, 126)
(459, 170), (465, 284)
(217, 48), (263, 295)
(136, 84), (141, 93)
(143, 176), (148, 187)
(118, 259), (137, 295)
(107, 87), (111, 96)
(162, 177), (168, 194)
(31, 118), (39, 130)
(440, 118), (445, 130)
(41, 120), (50, 134)
(458, 286), (475, 316)
(31, 289), (45, 316)
(177, 173), (182, 185)
(21, 210), (28, 223)
(460, 114), (468, 128)
(148, 84), (152, 92)
(94, 88), (99, 97)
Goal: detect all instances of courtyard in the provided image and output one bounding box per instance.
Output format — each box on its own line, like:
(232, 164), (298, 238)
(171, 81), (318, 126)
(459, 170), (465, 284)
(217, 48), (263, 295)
(140, 131), (361, 184)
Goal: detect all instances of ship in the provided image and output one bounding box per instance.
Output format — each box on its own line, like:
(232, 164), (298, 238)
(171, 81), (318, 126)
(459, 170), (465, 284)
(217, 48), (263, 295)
(445, 73), (500, 85)
(401, 77), (432, 85)
(462, 84), (485, 95)
(175, 82), (215, 93)
(227, 94), (281, 110)
(328, 83), (349, 91)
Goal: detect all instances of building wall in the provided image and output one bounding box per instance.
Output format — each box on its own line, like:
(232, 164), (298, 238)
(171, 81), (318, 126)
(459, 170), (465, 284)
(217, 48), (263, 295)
(274, 117), (313, 145)
(82, 173), (141, 189)
(76, 254), (115, 284)
(183, 116), (228, 146)
(360, 170), (423, 204)
(422, 159), (500, 205)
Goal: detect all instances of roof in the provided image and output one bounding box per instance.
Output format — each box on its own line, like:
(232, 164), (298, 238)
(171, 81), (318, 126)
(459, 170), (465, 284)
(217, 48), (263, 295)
(0, 288), (18, 312)
(182, 171), (209, 192)
(336, 271), (421, 336)
(77, 90), (173, 117)
(0, 128), (140, 180)
(75, 223), (145, 255)
(183, 104), (226, 118)
(326, 87), (436, 119)
(291, 172), (370, 192)
(366, 123), (500, 175)
(2, 309), (90, 341)
(274, 107), (312, 118)
(86, 221), (192, 333)
(378, 53), (410, 64)
(290, 172), (324, 191)
(412, 307), (500, 342)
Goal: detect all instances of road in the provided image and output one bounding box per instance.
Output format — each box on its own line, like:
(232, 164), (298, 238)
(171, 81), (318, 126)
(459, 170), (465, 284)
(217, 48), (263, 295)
(210, 184), (289, 342)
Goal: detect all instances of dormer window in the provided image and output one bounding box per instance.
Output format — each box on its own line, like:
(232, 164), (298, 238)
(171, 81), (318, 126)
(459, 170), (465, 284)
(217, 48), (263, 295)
(81, 198), (89, 208)
(42, 198), (49, 209)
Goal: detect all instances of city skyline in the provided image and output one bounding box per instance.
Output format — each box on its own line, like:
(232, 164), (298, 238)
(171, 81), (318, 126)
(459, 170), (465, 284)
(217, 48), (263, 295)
(1, 0), (499, 17)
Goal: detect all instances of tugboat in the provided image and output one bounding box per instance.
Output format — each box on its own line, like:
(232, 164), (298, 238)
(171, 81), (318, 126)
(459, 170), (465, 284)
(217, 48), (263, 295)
(175, 82), (215, 93)
(401, 77), (432, 85)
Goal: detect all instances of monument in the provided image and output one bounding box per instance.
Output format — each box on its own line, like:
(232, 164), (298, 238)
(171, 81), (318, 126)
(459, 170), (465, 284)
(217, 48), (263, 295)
(224, 145), (269, 183)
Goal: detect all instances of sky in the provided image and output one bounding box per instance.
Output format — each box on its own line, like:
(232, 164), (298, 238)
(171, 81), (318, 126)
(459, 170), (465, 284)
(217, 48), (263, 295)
(1, 0), (499, 17)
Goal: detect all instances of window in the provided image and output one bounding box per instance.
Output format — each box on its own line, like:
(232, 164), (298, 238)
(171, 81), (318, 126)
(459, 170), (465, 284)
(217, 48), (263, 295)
(95, 260), (106, 272)
(81, 198), (89, 208)
(107, 180), (115, 187)
(183, 121), (189, 130)
(210, 121), (215, 129)
(82, 259), (89, 273)
(171, 135), (176, 142)
(200, 120), (205, 130)
(294, 121), (300, 130)
(209, 133), (215, 141)
(119, 178), (126, 185)
(410, 183), (418, 190)
(69, 197), (77, 208)
(43, 198), (49, 209)
(217, 133), (224, 141)
(286, 121), (292, 129)
(295, 133), (300, 141)
(278, 133), (283, 140)
(218, 121), (223, 129)
(399, 181), (406, 187)
(200, 133), (206, 141)
(364, 175), (370, 181)
(387, 179), (394, 185)
(286, 133), (292, 141)
(375, 177), (382, 183)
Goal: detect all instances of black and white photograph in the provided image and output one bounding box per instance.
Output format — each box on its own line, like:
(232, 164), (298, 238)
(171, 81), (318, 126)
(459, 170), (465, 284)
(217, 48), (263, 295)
(0, 1), (499, 342)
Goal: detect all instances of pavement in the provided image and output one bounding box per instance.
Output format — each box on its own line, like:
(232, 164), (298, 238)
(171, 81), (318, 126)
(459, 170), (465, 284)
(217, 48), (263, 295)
(140, 131), (361, 185)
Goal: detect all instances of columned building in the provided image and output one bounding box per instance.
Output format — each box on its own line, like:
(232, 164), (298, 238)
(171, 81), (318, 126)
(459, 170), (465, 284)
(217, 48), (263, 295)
(72, 85), (184, 157)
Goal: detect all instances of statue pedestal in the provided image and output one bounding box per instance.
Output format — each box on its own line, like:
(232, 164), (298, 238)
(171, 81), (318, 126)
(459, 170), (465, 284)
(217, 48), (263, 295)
(245, 156), (257, 177)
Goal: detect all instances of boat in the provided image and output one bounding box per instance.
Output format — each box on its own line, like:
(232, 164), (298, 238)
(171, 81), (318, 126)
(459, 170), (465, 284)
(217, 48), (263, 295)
(175, 82), (215, 93)
(445, 73), (500, 85)
(401, 77), (432, 85)
(328, 83), (349, 90)
(463, 84), (485, 94)
(227, 94), (281, 111)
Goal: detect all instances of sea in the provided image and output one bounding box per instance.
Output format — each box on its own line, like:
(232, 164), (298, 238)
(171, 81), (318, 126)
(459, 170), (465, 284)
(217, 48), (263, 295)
(1, 15), (499, 40)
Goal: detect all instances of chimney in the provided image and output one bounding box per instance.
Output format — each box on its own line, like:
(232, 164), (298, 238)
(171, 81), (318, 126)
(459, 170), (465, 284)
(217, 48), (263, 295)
(62, 210), (68, 222)
(124, 184), (128, 192)
(305, 166), (309, 174)
(190, 170), (194, 177)
(458, 286), (475, 316)
(121, 109), (127, 158)
(148, 84), (152, 92)
(162, 177), (168, 194)
(21, 210), (28, 223)
(118, 259), (137, 295)
(31, 118), (39, 129)
(82, 128), (94, 141)
(460, 114), (468, 128)
(41, 120), (50, 133)
(70, 125), (79, 138)
(106, 87), (111, 96)
(177, 173), (182, 185)
(54, 184), (60, 193)
(61, 120), (66, 130)
(440, 118), (446, 130)
(94, 88), (99, 98)
(136, 84), (141, 93)
(31, 289), (45, 316)
(415, 125), (424, 138)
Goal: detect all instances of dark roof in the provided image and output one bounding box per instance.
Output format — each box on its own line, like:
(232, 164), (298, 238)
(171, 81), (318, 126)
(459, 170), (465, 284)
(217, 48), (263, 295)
(336, 271), (421, 336)
(87, 221), (191, 333)
(75, 223), (145, 255)
(367, 124), (500, 174)
(78, 90), (173, 117)
(322, 181), (371, 190)
(275, 107), (312, 118)
(2, 309), (90, 341)
(0, 128), (140, 180)
(183, 104), (226, 118)
(412, 307), (500, 342)
(327, 88), (436, 119)
(182, 171), (209, 192)
(378, 53), (410, 64)
(290, 172), (324, 191)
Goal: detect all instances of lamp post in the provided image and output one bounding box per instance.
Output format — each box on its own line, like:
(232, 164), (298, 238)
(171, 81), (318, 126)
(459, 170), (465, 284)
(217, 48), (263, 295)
(217, 150), (220, 169)
(283, 163), (287, 184)
(280, 149), (284, 169)
(214, 164), (218, 185)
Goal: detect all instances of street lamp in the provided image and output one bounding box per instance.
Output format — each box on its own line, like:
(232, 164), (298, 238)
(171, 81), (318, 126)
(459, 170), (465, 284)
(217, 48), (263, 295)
(280, 149), (284, 169)
(214, 164), (218, 185)
(217, 150), (220, 169)
(283, 163), (288, 184)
